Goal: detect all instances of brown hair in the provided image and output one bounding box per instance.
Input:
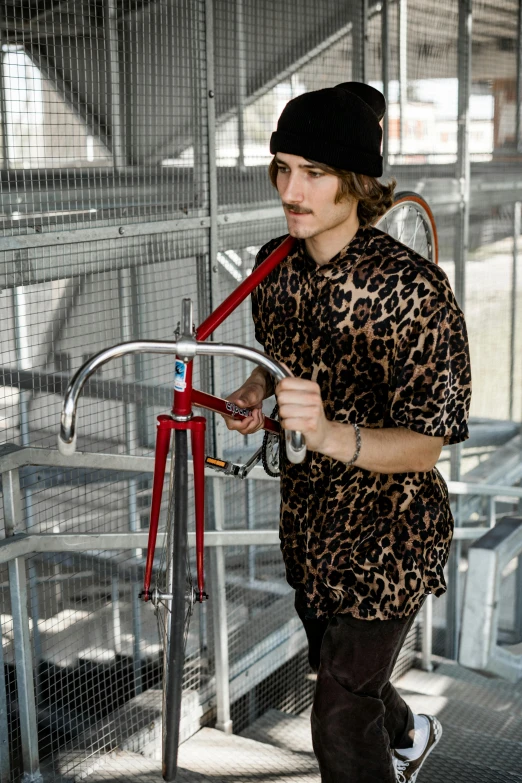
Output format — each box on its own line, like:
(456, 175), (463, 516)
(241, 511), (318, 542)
(268, 156), (396, 228)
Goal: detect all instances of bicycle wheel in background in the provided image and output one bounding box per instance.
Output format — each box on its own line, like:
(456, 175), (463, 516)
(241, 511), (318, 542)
(375, 191), (439, 265)
(153, 429), (194, 782)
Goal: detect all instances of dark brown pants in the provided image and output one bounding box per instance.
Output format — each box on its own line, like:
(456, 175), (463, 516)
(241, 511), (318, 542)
(295, 592), (417, 783)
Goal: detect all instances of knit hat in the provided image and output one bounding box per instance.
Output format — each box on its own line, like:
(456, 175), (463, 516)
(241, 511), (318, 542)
(270, 82), (385, 177)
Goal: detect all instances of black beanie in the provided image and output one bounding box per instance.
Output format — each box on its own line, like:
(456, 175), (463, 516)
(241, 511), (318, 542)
(270, 82), (385, 177)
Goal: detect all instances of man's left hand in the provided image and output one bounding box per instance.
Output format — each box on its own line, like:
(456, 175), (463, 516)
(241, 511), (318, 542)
(276, 377), (331, 453)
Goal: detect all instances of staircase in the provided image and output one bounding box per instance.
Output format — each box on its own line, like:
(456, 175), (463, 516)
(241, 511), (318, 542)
(61, 660), (522, 783)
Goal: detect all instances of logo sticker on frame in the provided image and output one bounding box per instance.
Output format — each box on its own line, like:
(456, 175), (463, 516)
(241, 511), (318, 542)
(174, 360), (187, 392)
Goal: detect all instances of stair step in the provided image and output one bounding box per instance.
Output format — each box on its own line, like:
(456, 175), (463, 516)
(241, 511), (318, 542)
(57, 689), (201, 778)
(240, 708), (312, 754)
(78, 728), (320, 782)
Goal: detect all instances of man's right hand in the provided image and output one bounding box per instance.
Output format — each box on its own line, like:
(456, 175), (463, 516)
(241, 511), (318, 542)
(223, 379), (266, 435)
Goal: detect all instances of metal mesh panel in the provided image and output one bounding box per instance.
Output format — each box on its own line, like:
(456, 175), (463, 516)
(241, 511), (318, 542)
(213, 0), (364, 208)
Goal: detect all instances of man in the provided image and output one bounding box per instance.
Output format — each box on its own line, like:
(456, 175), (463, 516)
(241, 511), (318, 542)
(224, 82), (471, 783)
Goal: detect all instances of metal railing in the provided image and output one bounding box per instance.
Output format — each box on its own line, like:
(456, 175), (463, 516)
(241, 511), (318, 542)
(2, 444), (522, 782)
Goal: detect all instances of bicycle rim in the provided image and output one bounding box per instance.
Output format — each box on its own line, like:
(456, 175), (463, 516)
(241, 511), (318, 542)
(375, 192), (439, 264)
(154, 429), (193, 782)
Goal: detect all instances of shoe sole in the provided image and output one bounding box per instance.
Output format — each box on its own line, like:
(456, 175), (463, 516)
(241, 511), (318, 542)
(409, 715), (443, 783)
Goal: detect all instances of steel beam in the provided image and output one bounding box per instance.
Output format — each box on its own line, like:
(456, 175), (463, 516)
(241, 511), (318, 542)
(205, 0), (232, 736)
(105, 0), (126, 169)
(0, 34), (9, 168)
(352, 1), (367, 83)
(0, 610), (10, 782)
(446, 0), (473, 662)
(2, 468), (23, 537)
(13, 285), (44, 667)
(381, 0), (390, 170)
(118, 266), (142, 692)
(7, 555), (41, 782)
(515, 0), (522, 152)
(236, 0), (247, 173)
(421, 594), (433, 672)
(0, 524), (507, 567)
(0, 214), (210, 253)
(509, 202), (520, 420)
(398, 0), (408, 157)
(454, 0), (472, 312)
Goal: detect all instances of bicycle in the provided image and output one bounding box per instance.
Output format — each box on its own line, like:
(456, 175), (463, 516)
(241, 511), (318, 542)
(57, 191), (438, 781)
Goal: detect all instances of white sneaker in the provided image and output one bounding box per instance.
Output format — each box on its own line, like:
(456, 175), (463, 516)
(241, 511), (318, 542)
(393, 715), (443, 782)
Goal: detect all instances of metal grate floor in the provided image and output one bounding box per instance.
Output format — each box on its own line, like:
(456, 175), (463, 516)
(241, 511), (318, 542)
(74, 663), (522, 783)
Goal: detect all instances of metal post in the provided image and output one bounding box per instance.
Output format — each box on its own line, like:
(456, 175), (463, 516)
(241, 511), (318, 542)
(118, 267), (142, 692)
(196, 256), (212, 659)
(351, 0), (367, 82)
(509, 202), (521, 420)
(3, 469), (42, 782)
(454, 0), (472, 311)
(205, 0), (232, 735)
(111, 576), (122, 654)
(421, 594), (433, 672)
(398, 0), (407, 157)
(12, 288), (43, 669)
(446, 0), (472, 660)
(515, 0), (522, 152)
(381, 0), (390, 170)
(0, 613), (10, 782)
(236, 0), (247, 172)
(105, 0), (126, 169)
(0, 38), (10, 168)
(0, 468), (22, 783)
(362, 0), (368, 84)
(515, 555), (522, 643)
(241, 266), (257, 584)
(488, 496), (496, 528)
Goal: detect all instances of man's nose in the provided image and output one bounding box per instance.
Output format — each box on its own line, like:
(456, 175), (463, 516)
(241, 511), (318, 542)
(281, 173), (304, 203)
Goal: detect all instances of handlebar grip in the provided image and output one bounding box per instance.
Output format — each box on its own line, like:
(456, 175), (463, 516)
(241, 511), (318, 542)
(57, 432), (77, 456)
(285, 431), (307, 464)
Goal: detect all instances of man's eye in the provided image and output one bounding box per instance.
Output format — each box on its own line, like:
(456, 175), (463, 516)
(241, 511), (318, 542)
(309, 171), (323, 178)
(277, 167), (289, 173)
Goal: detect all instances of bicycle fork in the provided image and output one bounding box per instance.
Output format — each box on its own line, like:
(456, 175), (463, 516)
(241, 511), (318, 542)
(142, 413), (208, 605)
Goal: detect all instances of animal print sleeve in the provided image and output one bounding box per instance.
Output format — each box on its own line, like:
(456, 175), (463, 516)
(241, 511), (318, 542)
(389, 306), (471, 445)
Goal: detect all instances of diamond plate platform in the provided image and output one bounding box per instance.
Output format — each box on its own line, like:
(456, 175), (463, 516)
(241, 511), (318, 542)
(241, 703), (522, 781)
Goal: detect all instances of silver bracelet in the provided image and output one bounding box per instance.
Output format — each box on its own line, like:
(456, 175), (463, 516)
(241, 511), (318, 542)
(347, 421), (361, 466)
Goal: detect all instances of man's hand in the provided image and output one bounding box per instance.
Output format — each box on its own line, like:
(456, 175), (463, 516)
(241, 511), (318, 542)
(276, 378), (331, 452)
(223, 378), (266, 435)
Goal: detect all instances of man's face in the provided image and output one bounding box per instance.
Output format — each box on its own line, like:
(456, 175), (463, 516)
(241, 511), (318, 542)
(274, 152), (357, 239)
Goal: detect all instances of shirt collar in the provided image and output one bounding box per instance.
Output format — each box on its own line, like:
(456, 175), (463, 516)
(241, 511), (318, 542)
(297, 225), (373, 279)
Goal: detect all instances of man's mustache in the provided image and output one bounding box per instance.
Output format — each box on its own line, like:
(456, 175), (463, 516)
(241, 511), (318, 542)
(283, 204), (313, 214)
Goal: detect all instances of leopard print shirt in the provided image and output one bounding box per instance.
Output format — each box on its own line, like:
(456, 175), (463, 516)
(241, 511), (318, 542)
(251, 225), (472, 620)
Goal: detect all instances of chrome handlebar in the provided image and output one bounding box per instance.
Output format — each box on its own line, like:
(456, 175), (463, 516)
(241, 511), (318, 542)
(58, 340), (306, 464)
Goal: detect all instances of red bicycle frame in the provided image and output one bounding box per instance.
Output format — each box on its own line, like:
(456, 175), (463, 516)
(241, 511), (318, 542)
(141, 234), (296, 604)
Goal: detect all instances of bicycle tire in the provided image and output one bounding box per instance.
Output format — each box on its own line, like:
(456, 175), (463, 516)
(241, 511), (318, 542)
(261, 405), (281, 478)
(162, 429), (189, 782)
(375, 191), (439, 264)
